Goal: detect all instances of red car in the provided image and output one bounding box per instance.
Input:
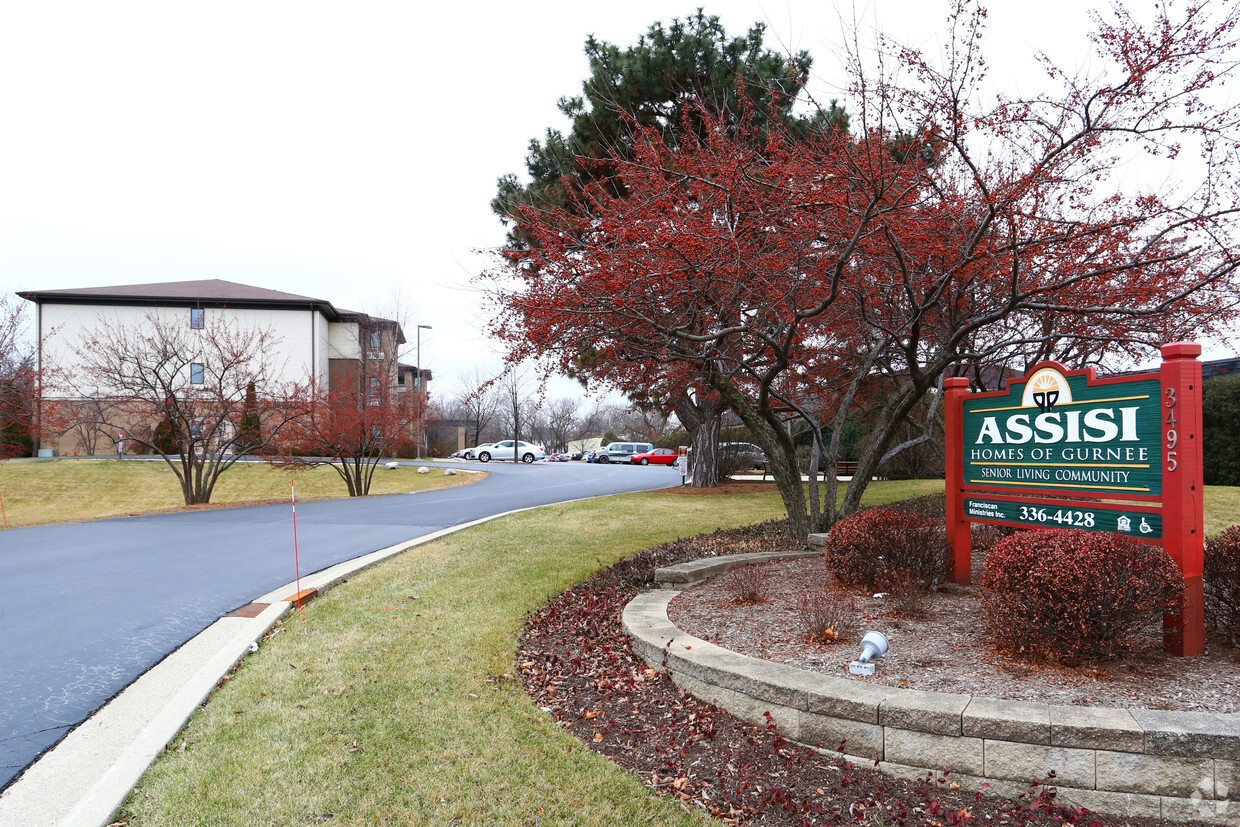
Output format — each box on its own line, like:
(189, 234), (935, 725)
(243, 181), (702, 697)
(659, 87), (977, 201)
(629, 447), (679, 466)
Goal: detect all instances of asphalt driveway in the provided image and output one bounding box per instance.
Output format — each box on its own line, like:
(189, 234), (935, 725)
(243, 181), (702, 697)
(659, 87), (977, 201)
(0, 459), (681, 790)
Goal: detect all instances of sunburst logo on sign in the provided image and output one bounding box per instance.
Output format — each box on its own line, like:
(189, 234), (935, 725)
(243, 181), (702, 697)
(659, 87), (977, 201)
(1021, 368), (1073, 412)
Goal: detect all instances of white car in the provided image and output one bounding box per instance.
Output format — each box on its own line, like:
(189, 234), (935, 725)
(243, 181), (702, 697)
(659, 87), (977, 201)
(469, 440), (546, 463)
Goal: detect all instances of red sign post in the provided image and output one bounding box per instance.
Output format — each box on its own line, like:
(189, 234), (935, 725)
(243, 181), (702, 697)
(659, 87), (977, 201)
(945, 343), (1204, 656)
(1158, 344), (1205, 656)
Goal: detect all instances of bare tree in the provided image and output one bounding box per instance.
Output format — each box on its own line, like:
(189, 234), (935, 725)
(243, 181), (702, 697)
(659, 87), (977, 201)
(618, 402), (673, 444)
(453, 367), (501, 447)
(55, 397), (124, 457)
(56, 313), (306, 504)
(523, 402), (551, 450)
(543, 397), (580, 453)
(365, 287), (421, 364)
(497, 368), (539, 461)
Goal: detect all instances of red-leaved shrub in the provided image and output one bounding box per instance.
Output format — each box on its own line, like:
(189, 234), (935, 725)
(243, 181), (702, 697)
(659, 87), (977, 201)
(825, 507), (946, 591)
(796, 588), (856, 643)
(1205, 525), (1240, 645)
(982, 530), (1183, 664)
(724, 563), (769, 604)
(971, 522), (1023, 553)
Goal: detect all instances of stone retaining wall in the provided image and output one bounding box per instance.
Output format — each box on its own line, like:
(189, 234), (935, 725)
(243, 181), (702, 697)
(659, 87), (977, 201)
(623, 589), (1240, 825)
(653, 549), (821, 589)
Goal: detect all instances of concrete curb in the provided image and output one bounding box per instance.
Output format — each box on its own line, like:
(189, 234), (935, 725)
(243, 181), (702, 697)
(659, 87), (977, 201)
(623, 587), (1240, 825)
(0, 604), (289, 827)
(0, 495), (603, 827)
(653, 548), (820, 588)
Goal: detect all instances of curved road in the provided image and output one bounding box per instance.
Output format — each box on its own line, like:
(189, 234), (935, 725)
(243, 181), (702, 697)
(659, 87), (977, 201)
(0, 459), (682, 790)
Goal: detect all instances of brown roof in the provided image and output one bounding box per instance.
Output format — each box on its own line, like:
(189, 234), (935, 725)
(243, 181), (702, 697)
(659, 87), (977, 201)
(18, 279), (342, 318)
(399, 363), (432, 381)
(336, 308), (406, 344)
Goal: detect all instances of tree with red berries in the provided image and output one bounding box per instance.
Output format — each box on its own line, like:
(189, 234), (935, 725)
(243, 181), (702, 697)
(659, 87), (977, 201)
(272, 376), (422, 497)
(484, 0), (1240, 542)
(493, 11), (848, 486)
(0, 297), (37, 458)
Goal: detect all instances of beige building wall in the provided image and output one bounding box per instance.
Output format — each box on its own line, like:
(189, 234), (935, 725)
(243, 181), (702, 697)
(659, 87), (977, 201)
(39, 303), (325, 396)
(28, 288), (417, 457)
(327, 321), (360, 361)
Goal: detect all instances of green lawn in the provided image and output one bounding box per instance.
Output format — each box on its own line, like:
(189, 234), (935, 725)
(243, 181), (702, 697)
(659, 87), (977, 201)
(118, 484), (811, 826)
(0, 458), (479, 528)
(1202, 485), (1240, 537)
(55, 477), (1240, 823)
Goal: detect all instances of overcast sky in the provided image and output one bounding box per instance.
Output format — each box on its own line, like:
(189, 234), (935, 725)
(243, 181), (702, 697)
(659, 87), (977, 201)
(0, 0), (1225, 400)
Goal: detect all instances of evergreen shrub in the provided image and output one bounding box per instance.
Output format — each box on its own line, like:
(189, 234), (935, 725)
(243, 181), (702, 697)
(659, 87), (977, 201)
(1204, 526), (1240, 645)
(982, 530), (1182, 664)
(825, 507), (946, 591)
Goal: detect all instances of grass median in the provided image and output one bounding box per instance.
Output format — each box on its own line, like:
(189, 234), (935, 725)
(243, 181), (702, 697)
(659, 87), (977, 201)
(102, 479), (1240, 824)
(115, 480), (935, 825)
(0, 459), (478, 528)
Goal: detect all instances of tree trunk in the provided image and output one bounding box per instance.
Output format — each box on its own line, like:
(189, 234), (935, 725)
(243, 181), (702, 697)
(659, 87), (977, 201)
(672, 388), (726, 488)
(711, 378), (811, 543)
(839, 367), (948, 517)
(689, 410), (721, 487)
(807, 434), (821, 530)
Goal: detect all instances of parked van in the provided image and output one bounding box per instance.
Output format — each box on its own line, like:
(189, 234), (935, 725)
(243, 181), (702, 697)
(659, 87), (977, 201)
(593, 442), (654, 463)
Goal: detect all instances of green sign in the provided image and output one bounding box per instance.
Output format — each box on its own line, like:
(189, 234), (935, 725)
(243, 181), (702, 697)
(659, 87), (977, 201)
(961, 366), (1162, 497)
(964, 498), (1162, 538)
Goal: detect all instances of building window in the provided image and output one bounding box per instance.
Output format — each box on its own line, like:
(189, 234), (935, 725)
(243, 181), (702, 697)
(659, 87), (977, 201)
(368, 376), (380, 395)
(191, 363), (205, 384)
(190, 308), (204, 329)
(369, 330), (381, 349)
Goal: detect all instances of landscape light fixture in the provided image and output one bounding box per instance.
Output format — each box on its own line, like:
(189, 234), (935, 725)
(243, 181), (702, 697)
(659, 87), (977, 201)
(848, 631), (889, 677)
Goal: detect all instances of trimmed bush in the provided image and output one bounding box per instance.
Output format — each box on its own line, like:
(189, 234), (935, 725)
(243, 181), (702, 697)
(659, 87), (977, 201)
(887, 492), (945, 520)
(1204, 525), (1240, 645)
(723, 563), (769, 604)
(982, 530), (1183, 664)
(825, 507), (946, 591)
(796, 588), (856, 643)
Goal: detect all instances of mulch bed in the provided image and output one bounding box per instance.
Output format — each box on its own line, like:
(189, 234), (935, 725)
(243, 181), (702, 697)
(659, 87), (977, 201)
(668, 555), (1239, 713)
(516, 518), (1213, 826)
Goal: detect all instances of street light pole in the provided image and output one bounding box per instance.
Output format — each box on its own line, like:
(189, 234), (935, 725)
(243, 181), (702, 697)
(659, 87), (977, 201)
(416, 324), (432, 459)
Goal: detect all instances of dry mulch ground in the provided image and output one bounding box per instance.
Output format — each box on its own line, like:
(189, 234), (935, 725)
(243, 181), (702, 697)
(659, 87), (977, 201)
(517, 518), (1223, 826)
